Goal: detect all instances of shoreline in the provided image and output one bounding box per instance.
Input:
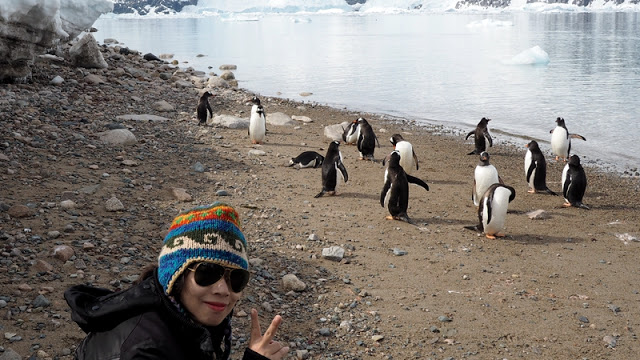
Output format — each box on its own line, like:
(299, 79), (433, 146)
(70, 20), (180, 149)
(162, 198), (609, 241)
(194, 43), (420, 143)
(1, 41), (640, 359)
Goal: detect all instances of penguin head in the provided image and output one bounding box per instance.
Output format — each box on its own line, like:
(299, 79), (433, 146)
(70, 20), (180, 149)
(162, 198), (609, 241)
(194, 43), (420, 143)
(201, 91), (214, 99)
(479, 151), (490, 163)
(556, 117), (565, 126)
(479, 117), (491, 125)
(390, 134), (404, 147)
(525, 140), (539, 151)
(248, 96), (261, 105)
(568, 154), (581, 167)
(357, 117), (368, 125)
(386, 150), (401, 167)
(329, 140), (340, 150)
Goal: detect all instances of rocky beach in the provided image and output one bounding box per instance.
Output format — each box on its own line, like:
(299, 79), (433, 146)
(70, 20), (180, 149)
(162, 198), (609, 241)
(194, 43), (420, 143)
(1, 36), (640, 360)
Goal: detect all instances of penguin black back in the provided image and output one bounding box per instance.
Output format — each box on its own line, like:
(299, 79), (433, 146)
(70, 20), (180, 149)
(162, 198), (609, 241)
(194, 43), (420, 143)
(525, 140), (556, 195)
(562, 155), (589, 209)
(289, 151), (324, 169)
(466, 117), (492, 155)
(356, 117), (379, 160)
(380, 151), (429, 223)
(197, 91), (214, 125)
(315, 141), (348, 198)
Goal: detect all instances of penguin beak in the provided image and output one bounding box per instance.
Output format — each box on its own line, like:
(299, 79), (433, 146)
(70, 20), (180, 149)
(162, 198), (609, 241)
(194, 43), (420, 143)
(525, 143), (529, 148)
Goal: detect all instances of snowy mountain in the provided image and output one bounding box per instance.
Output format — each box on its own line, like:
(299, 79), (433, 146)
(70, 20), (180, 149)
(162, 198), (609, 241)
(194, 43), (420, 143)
(112, 0), (198, 15)
(455, 0), (639, 8)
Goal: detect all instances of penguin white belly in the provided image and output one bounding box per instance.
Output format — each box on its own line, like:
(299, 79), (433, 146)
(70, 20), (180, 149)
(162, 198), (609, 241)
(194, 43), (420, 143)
(345, 125), (358, 144)
(474, 165), (499, 206)
(551, 127), (569, 158)
(561, 163), (570, 202)
(249, 109), (266, 143)
(395, 142), (416, 175)
(483, 187), (510, 236)
(483, 135), (491, 151)
(524, 151), (536, 189)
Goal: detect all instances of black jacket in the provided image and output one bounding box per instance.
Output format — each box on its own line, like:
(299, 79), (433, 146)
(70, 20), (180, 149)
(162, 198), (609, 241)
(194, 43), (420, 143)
(64, 271), (268, 360)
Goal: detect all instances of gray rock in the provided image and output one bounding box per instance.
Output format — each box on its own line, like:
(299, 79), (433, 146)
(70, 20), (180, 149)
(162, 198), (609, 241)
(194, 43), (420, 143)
(50, 75), (64, 85)
(170, 188), (192, 202)
(32, 294), (51, 308)
(216, 190), (230, 196)
(207, 76), (230, 89)
(248, 150), (266, 156)
(0, 347), (21, 360)
(152, 100), (174, 112)
(527, 209), (550, 220)
(324, 122), (351, 142)
(52, 245), (74, 262)
(282, 274), (307, 292)
(308, 234), (319, 241)
(322, 246), (345, 262)
(392, 248), (408, 256)
(105, 196), (125, 211)
(116, 114), (169, 121)
(99, 129), (137, 146)
(69, 34), (108, 69)
(211, 115), (248, 129)
(219, 64), (237, 70)
(193, 162), (205, 173)
(266, 112), (296, 126)
(292, 115), (313, 123)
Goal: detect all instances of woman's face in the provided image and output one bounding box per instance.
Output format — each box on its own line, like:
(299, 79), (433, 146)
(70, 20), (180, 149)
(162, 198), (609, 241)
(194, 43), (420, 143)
(180, 268), (242, 327)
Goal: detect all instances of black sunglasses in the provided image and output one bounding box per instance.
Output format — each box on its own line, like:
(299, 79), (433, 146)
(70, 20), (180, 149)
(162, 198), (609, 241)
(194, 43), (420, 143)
(188, 262), (250, 293)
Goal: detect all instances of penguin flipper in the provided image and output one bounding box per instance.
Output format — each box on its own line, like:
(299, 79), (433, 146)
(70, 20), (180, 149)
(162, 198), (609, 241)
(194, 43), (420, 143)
(380, 180), (391, 207)
(407, 175), (429, 191)
(526, 161), (536, 183)
(498, 176), (504, 185)
(413, 151), (419, 171)
(465, 130), (475, 140)
(337, 161), (348, 183)
(570, 134), (586, 141)
(544, 188), (558, 196)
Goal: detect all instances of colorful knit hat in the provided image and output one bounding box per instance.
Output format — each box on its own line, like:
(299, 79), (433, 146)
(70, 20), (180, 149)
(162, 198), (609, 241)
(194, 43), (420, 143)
(158, 202), (249, 295)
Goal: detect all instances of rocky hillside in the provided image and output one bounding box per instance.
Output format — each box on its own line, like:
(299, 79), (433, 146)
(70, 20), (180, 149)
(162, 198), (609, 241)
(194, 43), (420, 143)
(112, 0), (197, 14)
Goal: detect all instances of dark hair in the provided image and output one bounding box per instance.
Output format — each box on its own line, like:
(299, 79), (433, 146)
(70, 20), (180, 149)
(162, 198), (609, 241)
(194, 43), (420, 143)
(135, 263), (185, 296)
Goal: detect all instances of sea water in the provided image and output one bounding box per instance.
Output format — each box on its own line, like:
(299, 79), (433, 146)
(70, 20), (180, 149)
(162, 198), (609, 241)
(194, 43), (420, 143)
(93, 12), (640, 173)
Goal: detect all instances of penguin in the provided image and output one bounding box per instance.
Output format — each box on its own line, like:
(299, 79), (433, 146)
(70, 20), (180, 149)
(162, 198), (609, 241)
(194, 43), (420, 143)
(342, 120), (359, 145)
(550, 117), (586, 162)
(380, 151), (429, 223)
(388, 134), (419, 175)
(561, 154), (589, 209)
(196, 91), (214, 126)
(356, 117), (379, 160)
(248, 100), (266, 144)
(315, 141), (348, 198)
(289, 151), (324, 169)
(477, 183), (516, 239)
(465, 117), (493, 155)
(524, 140), (557, 195)
(472, 151), (502, 207)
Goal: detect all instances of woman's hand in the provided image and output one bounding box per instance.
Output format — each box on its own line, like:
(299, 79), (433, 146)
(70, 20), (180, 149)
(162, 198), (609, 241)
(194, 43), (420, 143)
(249, 308), (290, 359)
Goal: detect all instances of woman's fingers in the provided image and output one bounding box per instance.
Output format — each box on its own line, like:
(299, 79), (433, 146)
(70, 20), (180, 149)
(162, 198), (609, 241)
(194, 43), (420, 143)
(249, 308), (262, 344)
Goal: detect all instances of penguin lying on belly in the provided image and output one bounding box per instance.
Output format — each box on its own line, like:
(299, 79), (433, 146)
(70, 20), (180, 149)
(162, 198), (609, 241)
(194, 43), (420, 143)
(380, 151), (429, 224)
(289, 151), (324, 169)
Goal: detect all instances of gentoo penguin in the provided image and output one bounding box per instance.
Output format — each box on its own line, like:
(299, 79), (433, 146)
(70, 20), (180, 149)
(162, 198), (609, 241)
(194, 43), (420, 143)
(473, 151), (502, 206)
(524, 140), (557, 195)
(315, 141), (348, 198)
(248, 100), (266, 144)
(196, 91), (214, 126)
(550, 117), (586, 162)
(380, 151), (429, 223)
(388, 134), (419, 175)
(477, 183), (516, 239)
(465, 117), (493, 155)
(562, 154), (589, 209)
(342, 120), (359, 145)
(356, 117), (379, 160)
(289, 151), (324, 169)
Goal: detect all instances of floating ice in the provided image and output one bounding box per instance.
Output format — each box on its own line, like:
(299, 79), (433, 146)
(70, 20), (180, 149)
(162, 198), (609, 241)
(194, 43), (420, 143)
(467, 19), (514, 29)
(503, 45), (550, 66)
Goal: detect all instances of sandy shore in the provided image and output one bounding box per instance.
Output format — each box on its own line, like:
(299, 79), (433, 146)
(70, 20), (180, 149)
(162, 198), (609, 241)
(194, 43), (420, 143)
(1, 41), (640, 360)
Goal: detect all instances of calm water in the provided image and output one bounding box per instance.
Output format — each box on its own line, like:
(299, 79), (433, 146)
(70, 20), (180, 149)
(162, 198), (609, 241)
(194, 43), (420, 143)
(93, 13), (640, 172)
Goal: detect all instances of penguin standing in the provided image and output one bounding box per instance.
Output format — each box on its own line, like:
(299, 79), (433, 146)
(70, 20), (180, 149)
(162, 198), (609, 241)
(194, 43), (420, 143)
(356, 117), (379, 160)
(562, 154), (589, 209)
(342, 120), (359, 145)
(550, 117), (586, 162)
(289, 151), (324, 169)
(380, 151), (429, 223)
(315, 141), (348, 198)
(196, 91), (214, 126)
(388, 134), (419, 175)
(465, 117), (493, 155)
(473, 151), (502, 206)
(477, 183), (516, 239)
(248, 96), (266, 144)
(524, 140), (557, 195)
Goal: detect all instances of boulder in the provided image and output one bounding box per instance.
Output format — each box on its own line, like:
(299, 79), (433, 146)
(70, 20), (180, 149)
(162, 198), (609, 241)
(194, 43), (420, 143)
(266, 112), (296, 126)
(324, 121), (350, 142)
(99, 129), (137, 146)
(69, 33), (108, 69)
(211, 115), (248, 129)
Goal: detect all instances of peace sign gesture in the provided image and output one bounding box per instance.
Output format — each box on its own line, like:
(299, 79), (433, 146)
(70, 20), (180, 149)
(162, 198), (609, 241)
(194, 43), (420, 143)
(249, 308), (290, 359)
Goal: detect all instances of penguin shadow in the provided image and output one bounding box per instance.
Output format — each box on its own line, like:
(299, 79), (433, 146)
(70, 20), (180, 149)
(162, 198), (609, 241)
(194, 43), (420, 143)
(510, 233), (587, 245)
(424, 216), (475, 226)
(428, 179), (467, 186)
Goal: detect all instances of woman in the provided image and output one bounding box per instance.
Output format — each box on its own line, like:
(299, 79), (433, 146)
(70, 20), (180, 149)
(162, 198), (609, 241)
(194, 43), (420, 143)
(65, 202), (289, 359)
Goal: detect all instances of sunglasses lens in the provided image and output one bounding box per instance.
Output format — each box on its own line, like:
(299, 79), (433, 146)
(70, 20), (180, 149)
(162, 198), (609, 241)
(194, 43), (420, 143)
(193, 263), (225, 287)
(192, 263), (250, 292)
(229, 269), (250, 293)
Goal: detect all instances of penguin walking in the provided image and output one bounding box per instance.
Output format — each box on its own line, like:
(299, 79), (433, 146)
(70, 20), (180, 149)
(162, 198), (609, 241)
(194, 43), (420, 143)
(380, 151), (429, 223)
(524, 140), (557, 195)
(289, 151), (324, 169)
(248, 97), (266, 144)
(315, 141), (348, 198)
(550, 117), (586, 162)
(466, 117), (493, 155)
(342, 120), (359, 145)
(388, 134), (419, 175)
(356, 117), (379, 160)
(477, 183), (516, 239)
(473, 151), (502, 206)
(196, 91), (214, 126)
(562, 154), (589, 209)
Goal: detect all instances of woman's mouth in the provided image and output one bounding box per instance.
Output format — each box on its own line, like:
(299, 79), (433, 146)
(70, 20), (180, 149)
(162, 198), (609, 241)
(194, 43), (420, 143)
(205, 302), (227, 312)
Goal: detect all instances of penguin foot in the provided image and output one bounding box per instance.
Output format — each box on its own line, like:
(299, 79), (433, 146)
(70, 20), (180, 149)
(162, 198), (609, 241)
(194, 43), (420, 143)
(527, 189), (536, 194)
(385, 216), (395, 220)
(485, 234), (497, 239)
(576, 203), (590, 210)
(562, 202), (572, 208)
